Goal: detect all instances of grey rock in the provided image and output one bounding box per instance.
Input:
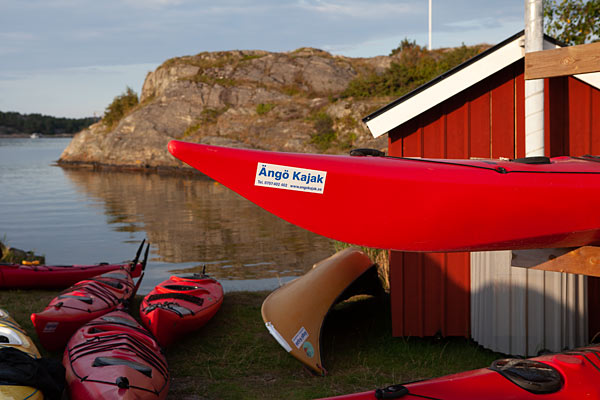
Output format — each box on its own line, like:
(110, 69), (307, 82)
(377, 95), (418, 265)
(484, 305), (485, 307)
(59, 47), (390, 170)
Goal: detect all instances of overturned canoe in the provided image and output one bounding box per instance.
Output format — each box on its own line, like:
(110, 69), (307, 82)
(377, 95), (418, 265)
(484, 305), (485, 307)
(168, 140), (600, 252)
(318, 345), (600, 399)
(261, 247), (377, 375)
(64, 310), (169, 399)
(140, 273), (224, 347)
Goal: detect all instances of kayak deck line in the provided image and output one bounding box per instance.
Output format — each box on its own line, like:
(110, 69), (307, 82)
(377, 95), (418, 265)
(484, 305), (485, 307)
(355, 150), (600, 174)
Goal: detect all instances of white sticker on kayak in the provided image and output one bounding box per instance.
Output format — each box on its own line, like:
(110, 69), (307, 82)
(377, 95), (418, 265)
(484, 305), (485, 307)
(43, 322), (59, 333)
(255, 163), (326, 194)
(292, 326), (309, 349)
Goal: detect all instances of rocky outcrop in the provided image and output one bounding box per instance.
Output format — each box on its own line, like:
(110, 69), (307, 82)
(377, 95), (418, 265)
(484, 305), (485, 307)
(59, 48), (393, 170)
(0, 242), (45, 264)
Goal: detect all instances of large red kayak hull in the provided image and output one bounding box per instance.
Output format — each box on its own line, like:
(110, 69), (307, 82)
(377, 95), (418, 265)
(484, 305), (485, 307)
(64, 310), (169, 400)
(31, 268), (136, 351)
(168, 140), (600, 252)
(140, 274), (223, 347)
(0, 261), (142, 289)
(318, 346), (600, 399)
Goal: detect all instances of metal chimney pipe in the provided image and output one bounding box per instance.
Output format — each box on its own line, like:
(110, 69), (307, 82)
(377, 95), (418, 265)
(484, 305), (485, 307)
(524, 0), (545, 156)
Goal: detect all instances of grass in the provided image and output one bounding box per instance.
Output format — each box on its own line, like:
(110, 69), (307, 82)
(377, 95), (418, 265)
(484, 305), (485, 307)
(0, 288), (502, 399)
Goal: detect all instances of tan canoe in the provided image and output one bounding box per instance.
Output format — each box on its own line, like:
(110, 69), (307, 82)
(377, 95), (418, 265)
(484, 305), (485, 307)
(261, 247), (375, 375)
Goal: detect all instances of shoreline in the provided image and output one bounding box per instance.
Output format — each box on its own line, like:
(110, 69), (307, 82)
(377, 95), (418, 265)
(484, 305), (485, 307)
(0, 133), (75, 138)
(55, 159), (210, 177)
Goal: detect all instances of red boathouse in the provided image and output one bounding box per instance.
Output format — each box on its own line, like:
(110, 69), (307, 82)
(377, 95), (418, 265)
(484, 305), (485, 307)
(362, 31), (600, 355)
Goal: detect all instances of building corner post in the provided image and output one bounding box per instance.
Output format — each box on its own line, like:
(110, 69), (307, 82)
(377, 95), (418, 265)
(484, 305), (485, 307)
(524, 0), (545, 156)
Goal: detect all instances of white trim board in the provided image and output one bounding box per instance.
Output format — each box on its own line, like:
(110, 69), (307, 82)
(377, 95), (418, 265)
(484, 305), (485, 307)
(365, 37), (600, 138)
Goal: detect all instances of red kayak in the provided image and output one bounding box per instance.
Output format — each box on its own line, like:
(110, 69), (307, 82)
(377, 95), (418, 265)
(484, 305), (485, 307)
(168, 140), (600, 252)
(64, 310), (169, 399)
(318, 345), (600, 399)
(31, 244), (148, 351)
(0, 241), (145, 289)
(139, 272), (223, 347)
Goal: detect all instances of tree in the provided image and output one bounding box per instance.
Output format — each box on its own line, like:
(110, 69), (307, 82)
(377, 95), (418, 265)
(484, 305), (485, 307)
(544, 0), (600, 45)
(103, 87), (139, 129)
(0, 111), (98, 135)
(389, 38), (420, 56)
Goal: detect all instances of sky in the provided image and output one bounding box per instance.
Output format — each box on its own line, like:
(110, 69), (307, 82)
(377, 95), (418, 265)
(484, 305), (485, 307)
(0, 0), (527, 118)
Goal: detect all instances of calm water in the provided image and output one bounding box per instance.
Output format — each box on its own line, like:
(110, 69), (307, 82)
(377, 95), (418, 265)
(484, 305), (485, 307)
(0, 137), (335, 294)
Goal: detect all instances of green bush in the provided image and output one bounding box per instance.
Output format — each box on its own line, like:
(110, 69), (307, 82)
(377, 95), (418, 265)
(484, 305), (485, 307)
(256, 103), (275, 115)
(342, 42), (486, 99)
(389, 37), (419, 56)
(310, 111), (336, 151)
(102, 87), (139, 129)
(181, 122), (202, 138)
(200, 107), (228, 123)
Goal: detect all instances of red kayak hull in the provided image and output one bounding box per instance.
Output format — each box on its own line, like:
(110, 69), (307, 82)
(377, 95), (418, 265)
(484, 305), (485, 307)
(0, 261), (142, 289)
(64, 310), (169, 400)
(31, 268), (136, 351)
(168, 140), (600, 252)
(140, 274), (223, 347)
(319, 346), (600, 399)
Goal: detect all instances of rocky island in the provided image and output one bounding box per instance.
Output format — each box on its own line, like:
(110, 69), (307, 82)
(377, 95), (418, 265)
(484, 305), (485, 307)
(58, 47), (395, 170)
(58, 42), (488, 170)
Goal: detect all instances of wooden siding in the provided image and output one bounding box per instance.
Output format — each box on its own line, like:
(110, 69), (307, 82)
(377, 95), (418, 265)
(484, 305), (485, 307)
(386, 59), (600, 339)
(387, 61), (525, 338)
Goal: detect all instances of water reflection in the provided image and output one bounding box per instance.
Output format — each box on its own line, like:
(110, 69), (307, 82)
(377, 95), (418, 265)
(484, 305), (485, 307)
(60, 167), (336, 282)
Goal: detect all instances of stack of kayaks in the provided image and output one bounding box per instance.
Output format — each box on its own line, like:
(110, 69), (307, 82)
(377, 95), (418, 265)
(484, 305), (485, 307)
(31, 268), (137, 352)
(0, 308), (44, 400)
(31, 243), (149, 352)
(139, 272), (224, 347)
(63, 310), (170, 399)
(318, 345), (600, 399)
(0, 241), (145, 289)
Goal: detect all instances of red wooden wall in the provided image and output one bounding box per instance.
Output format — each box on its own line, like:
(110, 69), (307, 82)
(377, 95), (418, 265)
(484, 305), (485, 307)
(387, 59), (600, 338)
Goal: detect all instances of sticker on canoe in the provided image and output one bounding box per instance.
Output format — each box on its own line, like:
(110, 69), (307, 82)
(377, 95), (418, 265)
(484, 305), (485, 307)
(303, 341), (315, 358)
(292, 326), (309, 349)
(255, 163), (326, 194)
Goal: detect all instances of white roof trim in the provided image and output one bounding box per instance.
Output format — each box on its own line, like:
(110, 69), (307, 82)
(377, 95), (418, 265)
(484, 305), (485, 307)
(365, 37), (600, 138)
(576, 72), (600, 88)
(365, 38), (524, 138)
